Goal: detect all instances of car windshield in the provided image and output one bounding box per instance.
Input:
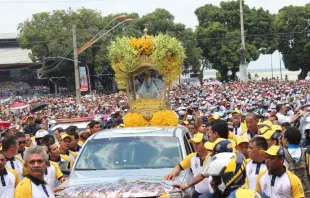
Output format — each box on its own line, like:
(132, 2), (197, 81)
(75, 136), (183, 170)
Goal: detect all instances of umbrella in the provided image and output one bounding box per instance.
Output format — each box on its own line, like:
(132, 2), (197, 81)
(10, 102), (28, 110)
(0, 121), (11, 129)
(208, 81), (221, 86)
(31, 103), (48, 113)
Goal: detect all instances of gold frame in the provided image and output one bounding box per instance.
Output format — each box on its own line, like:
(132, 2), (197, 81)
(125, 55), (169, 121)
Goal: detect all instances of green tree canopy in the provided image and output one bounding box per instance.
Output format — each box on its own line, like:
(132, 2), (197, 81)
(195, 1), (277, 81)
(18, 8), (201, 90)
(276, 4), (310, 79)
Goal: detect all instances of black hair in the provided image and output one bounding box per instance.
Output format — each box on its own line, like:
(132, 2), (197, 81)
(35, 118), (42, 124)
(276, 104), (284, 113)
(114, 111), (122, 118)
(55, 127), (64, 133)
(42, 135), (55, 145)
(2, 136), (16, 151)
(281, 122), (290, 128)
(15, 132), (26, 139)
(107, 122), (117, 129)
(67, 132), (79, 140)
(66, 126), (78, 134)
(210, 119), (228, 139)
(249, 136), (268, 151)
(89, 120), (100, 129)
(284, 127), (301, 145)
(80, 131), (91, 141)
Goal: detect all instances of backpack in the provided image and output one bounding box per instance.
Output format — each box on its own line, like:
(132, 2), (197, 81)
(284, 148), (310, 195)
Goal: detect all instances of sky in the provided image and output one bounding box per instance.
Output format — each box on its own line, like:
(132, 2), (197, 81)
(0, 0), (309, 69)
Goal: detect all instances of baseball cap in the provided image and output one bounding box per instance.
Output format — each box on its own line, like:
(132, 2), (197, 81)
(262, 120), (273, 129)
(264, 145), (285, 157)
(232, 109), (241, 115)
(204, 142), (214, 150)
(213, 140), (233, 154)
(189, 133), (208, 143)
(272, 125), (282, 132)
(260, 126), (270, 135)
(61, 134), (73, 141)
(260, 130), (279, 141)
(236, 136), (249, 146)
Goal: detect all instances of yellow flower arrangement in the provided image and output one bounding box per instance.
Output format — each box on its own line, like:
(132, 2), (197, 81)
(150, 110), (178, 126)
(123, 110), (178, 127)
(129, 37), (153, 56)
(108, 34), (185, 89)
(123, 113), (149, 127)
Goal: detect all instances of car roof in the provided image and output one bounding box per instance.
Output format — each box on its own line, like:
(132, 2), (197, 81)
(50, 122), (90, 130)
(91, 126), (188, 140)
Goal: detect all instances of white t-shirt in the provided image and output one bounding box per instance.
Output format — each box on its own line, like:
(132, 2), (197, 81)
(0, 168), (19, 198)
(276, 113), (291, 124)
(246, 160), (267, 190)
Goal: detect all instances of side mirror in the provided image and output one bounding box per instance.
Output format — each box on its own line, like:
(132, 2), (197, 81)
(59, 161), (71, 175)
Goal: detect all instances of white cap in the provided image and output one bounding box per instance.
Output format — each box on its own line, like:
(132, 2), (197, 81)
(35, 129), (48, 138)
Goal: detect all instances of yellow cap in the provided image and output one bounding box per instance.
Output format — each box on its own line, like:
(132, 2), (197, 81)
(189, 133), (207, 143)
(260, 130), (279, 140)
(232, 109), (241, 115)
(61, 134), (73, 141)
(264, 145), (285, 157)
(204, 142), (214, 150)
(262, 120), (273, 129)
(260, 126), (270, 135)
(236, 136), (249, 146)
(272, 125), (282, 132)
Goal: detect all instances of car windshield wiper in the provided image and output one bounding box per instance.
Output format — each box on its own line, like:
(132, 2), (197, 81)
(74, 168), (98, 171)
(75, 168), (107, 170)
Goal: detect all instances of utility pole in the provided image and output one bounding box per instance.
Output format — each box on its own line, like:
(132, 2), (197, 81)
(239, 0), (248, 82)
(73, 25), (81, 107)
(279, 52), (283, 81)
(271, 54), (274, 80)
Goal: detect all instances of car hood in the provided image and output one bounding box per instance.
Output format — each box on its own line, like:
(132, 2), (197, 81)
(58, 168), (185, 198)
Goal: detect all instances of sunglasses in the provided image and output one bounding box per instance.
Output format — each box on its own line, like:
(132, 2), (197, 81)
(19, 141), (26, 145)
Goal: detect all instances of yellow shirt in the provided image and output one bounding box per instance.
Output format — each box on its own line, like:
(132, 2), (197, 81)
(14, 176), (54, 198)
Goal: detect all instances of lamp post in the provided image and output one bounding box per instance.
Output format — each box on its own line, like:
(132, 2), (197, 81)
(239, 0), (248, 82)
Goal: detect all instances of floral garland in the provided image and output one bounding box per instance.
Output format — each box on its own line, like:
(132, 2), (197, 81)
(123, 110), (178, 127)
(123, 113), (149, 127)
(108, 34), (185, 89)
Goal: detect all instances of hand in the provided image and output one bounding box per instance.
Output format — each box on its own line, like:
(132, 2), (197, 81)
(53, 186), (66, 193)
(164, 173), (176, 181)
(173, 184), (188, 191)
(59, 177), (66, 183)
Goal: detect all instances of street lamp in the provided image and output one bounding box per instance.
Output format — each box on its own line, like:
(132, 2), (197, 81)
(77, 16), (133, 54)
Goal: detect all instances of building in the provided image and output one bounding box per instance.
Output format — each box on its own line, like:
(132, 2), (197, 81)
(0, 33), (41, 82)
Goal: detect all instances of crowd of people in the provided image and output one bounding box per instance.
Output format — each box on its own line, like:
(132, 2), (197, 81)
(0, 79), (310, 197)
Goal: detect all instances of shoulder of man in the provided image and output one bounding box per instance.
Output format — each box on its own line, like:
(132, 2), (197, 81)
(14, 177), (32, 198)
(69, 150), (78, 158)
(15, 155), (24, 164)
(7, 168), (21, 187)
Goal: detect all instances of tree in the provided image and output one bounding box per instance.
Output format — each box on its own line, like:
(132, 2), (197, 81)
(195, 1), (277, 81)
(135, 8), (202, 75)
(276, 4), (310, 79)
(18, 8), (201, 91)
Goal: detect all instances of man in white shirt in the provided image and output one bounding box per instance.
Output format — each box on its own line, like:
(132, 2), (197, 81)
(14, 146), (55, 198)
(256, 146), (304, 198)
(0, 152), (20, 198)
(276, 104), (302, 124)
(246, 136), (268, 190)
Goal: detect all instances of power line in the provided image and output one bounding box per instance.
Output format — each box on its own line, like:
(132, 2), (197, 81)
(0, 0), (108, 3)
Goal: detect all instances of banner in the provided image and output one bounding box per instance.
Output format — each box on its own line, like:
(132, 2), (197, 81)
(79, 67), (88, 91)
